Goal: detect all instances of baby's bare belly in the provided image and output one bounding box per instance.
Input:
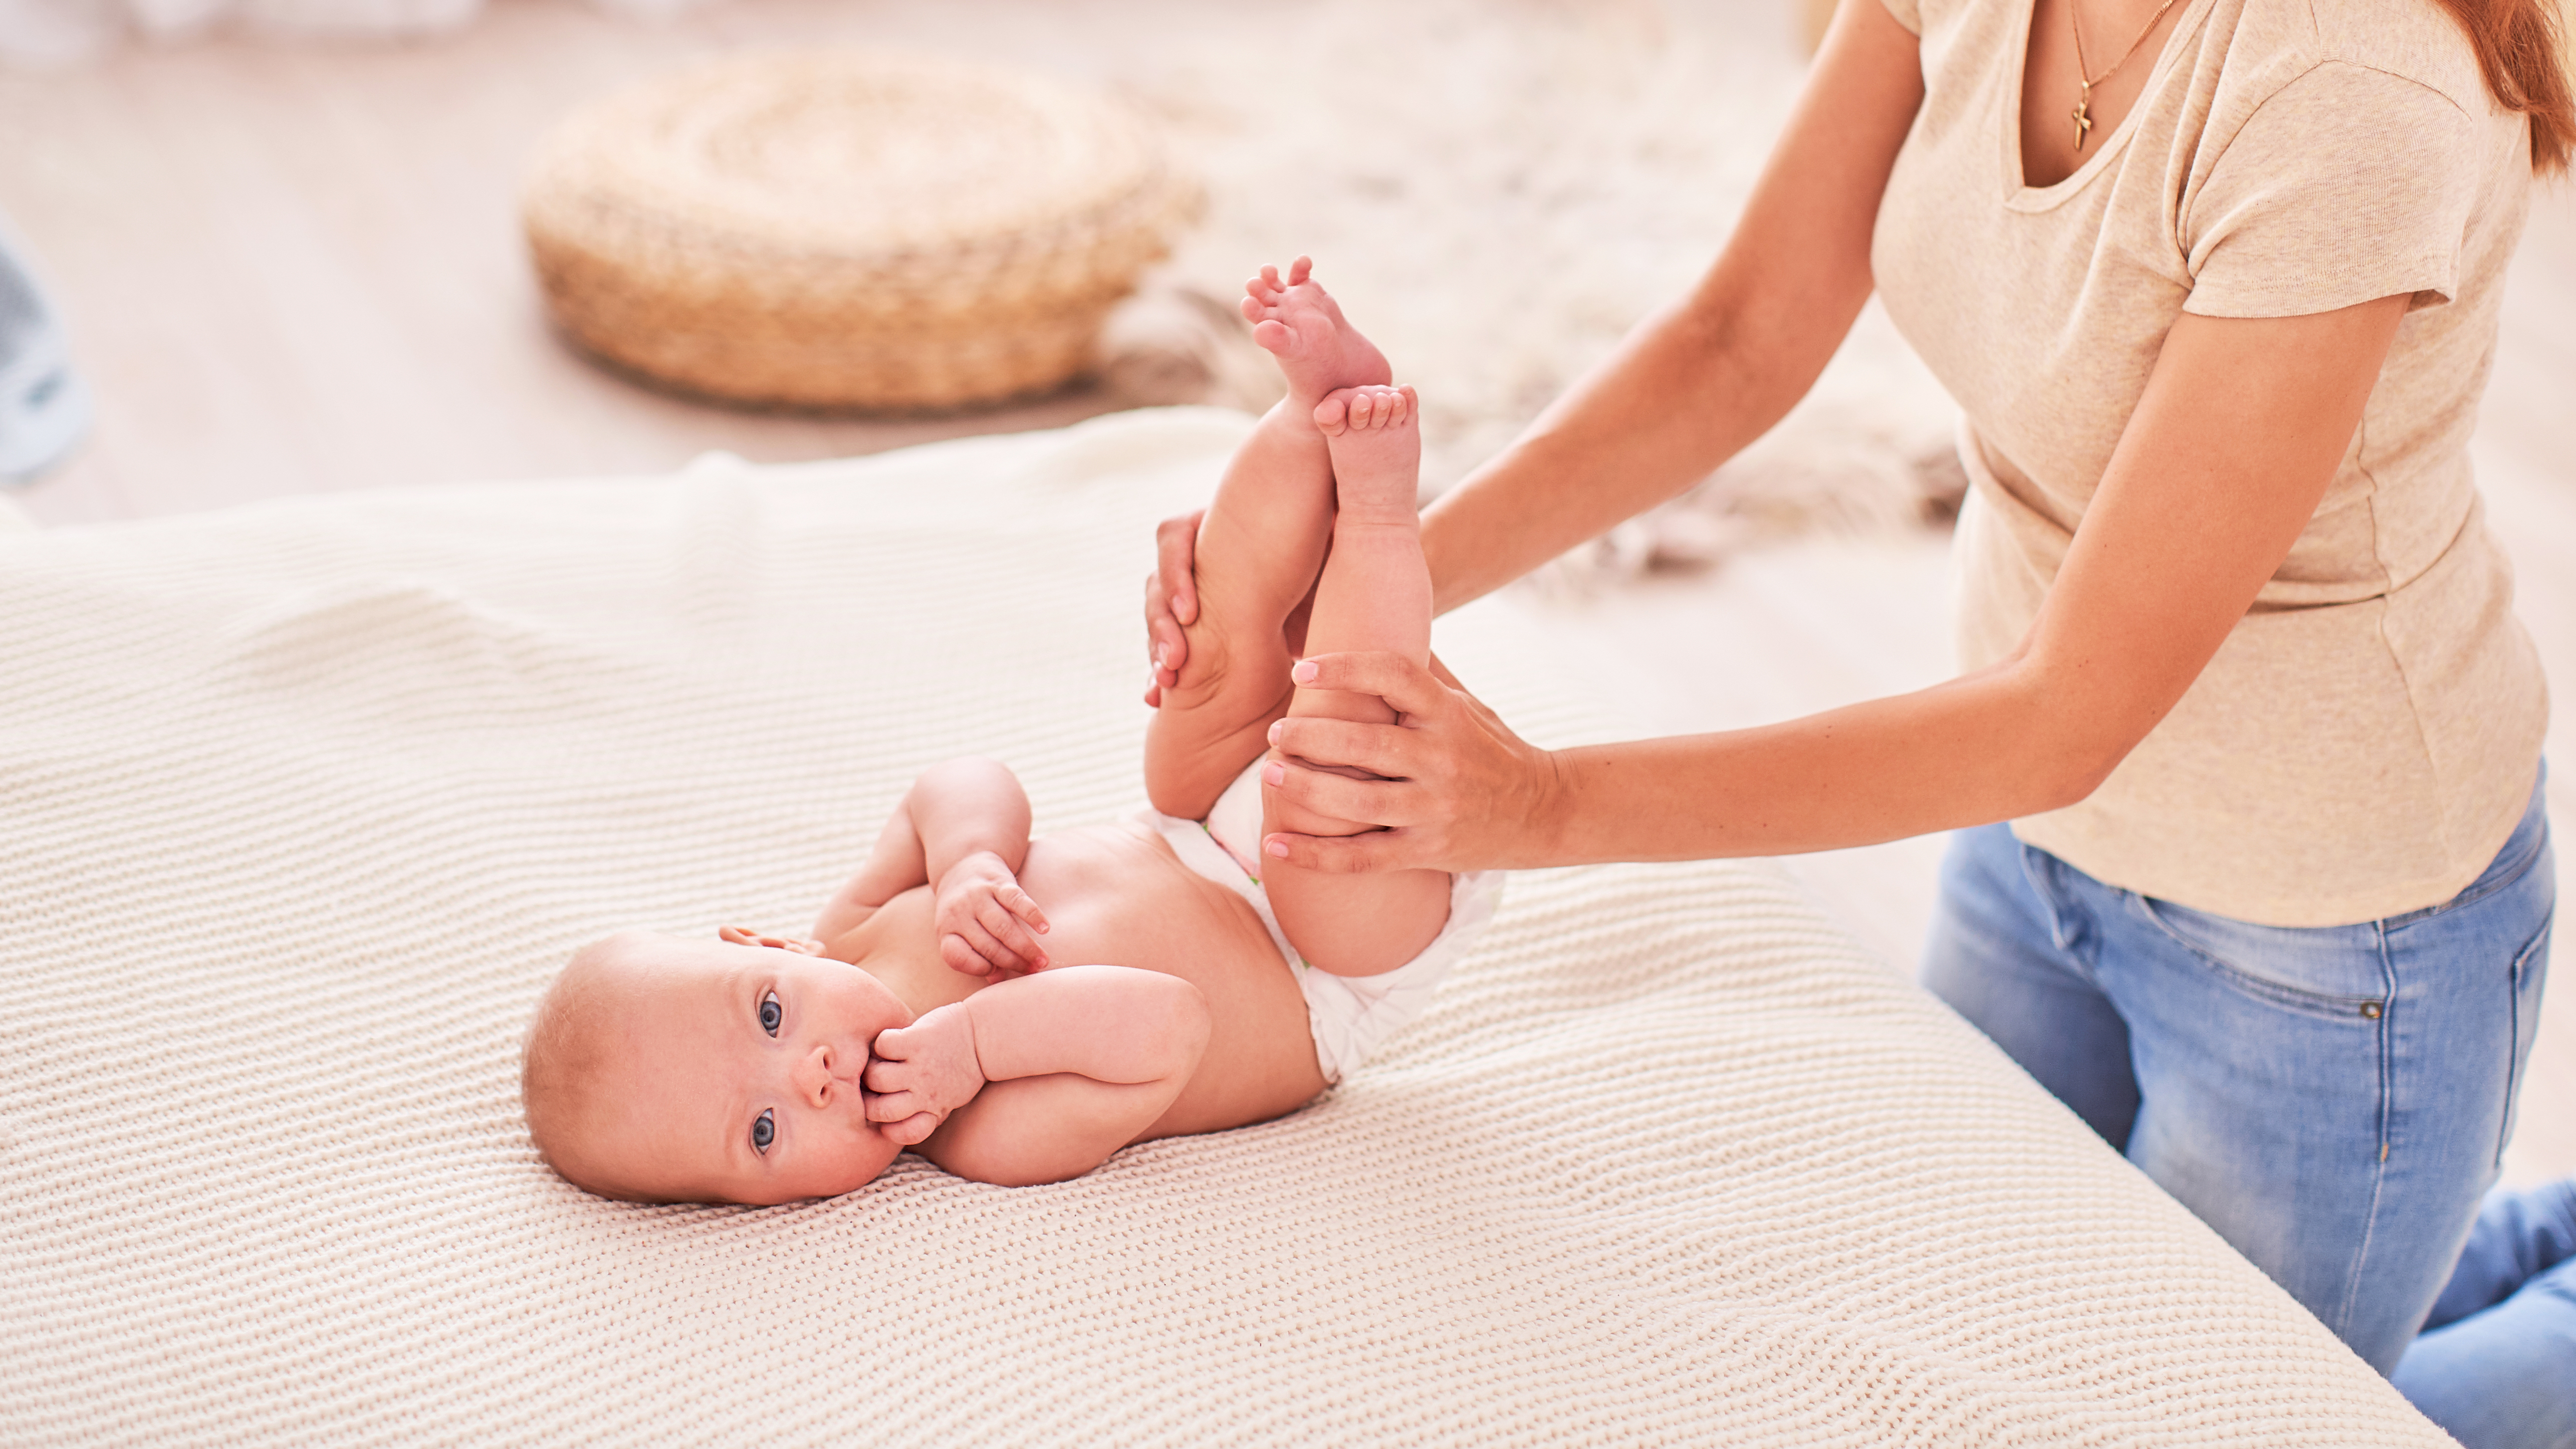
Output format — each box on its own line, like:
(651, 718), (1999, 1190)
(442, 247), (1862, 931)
(1017, 823), (1278, 975)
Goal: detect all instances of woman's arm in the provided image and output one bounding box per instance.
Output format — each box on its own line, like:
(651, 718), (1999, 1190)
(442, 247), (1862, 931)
(1263, 296), (2413, 871)
(1143, 0), (1928, 692)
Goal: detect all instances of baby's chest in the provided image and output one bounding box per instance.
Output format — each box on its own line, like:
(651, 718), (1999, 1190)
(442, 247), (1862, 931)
(1016, 832), (1283, 985)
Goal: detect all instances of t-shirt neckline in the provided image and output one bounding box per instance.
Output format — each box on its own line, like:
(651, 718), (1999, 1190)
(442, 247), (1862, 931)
(2003, 0), (2218, 208)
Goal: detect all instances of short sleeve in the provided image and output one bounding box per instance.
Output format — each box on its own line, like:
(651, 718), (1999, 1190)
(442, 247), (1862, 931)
(2182, 62), (2481, 317)
(1876, 0), (1923, 38)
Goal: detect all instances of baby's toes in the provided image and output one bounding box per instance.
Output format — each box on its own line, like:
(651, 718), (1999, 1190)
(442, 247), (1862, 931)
(1312, 391), (1350, 434)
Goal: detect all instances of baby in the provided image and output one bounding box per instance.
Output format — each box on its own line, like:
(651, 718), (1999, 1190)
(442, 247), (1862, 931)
(522, 258), (1502, 1203)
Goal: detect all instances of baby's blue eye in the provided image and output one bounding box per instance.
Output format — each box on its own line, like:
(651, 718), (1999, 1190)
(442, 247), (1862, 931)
(759, 991), (781, 1036)
(752, 1109), (774, 1153)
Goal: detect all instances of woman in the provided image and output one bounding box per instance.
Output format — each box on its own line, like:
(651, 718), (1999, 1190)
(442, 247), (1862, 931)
(1143, 0), (2572, 1414)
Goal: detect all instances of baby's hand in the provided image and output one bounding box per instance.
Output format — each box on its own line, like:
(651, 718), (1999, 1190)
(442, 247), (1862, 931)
(866, 1004), (983, 1146)
(935, 851), (1051, 976)
(718, 925), (827, 955)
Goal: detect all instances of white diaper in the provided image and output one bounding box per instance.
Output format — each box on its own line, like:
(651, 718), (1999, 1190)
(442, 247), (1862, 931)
(1128, 761), (1504, 1085)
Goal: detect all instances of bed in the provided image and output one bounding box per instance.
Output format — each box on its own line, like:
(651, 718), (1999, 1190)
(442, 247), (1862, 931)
(0, 408), (2450, 1445)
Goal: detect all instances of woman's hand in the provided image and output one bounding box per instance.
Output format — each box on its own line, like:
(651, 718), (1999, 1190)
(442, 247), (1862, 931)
(1141, 509), (1205, 707)
(1260, 652), (1566, 874)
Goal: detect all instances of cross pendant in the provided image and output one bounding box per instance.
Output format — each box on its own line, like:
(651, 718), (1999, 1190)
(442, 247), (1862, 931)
(2071, 84), (2095, 151)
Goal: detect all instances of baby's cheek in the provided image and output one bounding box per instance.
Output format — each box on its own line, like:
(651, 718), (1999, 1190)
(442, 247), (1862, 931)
(832, 1127), (903, 1192)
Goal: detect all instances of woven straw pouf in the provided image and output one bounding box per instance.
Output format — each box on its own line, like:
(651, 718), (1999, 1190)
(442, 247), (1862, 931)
(523, 53), (1198, 412)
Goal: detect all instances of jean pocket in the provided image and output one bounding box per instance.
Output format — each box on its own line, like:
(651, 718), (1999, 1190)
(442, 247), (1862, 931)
(2129, 895), (2389, 1022)
(2498, 919), (2554, 1165)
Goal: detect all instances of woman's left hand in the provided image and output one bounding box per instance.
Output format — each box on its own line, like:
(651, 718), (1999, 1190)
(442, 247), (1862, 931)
(1261, 652), (1565, 874)
(1141, 509), (1205, 707)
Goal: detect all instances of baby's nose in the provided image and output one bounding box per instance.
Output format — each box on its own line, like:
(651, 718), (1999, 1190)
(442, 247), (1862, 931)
(793, 1044), (838, 1107)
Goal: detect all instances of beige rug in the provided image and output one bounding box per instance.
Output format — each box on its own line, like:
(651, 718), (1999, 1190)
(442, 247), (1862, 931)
(1099, 0), (1966, 578)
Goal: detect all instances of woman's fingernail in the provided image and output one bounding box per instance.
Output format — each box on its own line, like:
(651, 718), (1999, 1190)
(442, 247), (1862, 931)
(1266, 721), (1281, 745)
(1155, 646), (1168, 669)
(1291, 661), (1318, 684)
(1263, 761), (1285, 786)
(1264, 838), (1289, 858)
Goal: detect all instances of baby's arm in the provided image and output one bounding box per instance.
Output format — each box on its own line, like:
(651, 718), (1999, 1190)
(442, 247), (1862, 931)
(865, 965), (1211, 1187)
(813, 758), (1052, 974)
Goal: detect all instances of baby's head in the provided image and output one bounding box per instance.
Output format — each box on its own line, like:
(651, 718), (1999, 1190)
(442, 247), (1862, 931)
(522, 929), (911, 1205)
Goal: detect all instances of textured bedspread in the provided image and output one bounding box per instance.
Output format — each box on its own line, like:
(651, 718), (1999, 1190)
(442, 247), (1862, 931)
(0, 410), (2446, 1445)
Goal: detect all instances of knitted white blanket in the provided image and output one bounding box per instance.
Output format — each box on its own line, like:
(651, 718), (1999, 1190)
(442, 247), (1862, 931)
(0, 410), (2443, 1446)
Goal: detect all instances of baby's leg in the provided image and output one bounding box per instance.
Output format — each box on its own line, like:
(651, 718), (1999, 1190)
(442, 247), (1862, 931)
(1145, 259), (1393, 819)
(1263, 384), (1452, 976)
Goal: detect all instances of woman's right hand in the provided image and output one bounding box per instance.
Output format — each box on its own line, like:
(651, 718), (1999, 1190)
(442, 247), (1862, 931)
(1260, 651), (1568, 875)
(1142, 509), (1205, 707)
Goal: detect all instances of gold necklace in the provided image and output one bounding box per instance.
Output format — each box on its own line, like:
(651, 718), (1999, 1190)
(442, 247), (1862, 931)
(2068, 0), (2182, 151)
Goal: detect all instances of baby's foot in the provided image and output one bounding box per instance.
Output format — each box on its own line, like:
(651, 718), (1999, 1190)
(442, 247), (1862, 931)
(1240, 256), (1392, 411)
(1316, 385), (1420, 525)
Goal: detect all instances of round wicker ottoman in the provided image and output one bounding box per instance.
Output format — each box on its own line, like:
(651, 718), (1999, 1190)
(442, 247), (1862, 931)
(522, 53), (1198, 412)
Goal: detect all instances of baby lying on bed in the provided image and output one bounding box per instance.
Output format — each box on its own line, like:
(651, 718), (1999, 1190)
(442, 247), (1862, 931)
(522, 259), (1501, 1203)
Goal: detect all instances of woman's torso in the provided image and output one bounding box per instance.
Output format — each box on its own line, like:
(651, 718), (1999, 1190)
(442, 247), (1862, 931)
(1870, 0), (2546, 925)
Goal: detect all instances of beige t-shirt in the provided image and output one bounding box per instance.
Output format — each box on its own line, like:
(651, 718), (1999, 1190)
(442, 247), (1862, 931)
(1871, 0), (2546, 926)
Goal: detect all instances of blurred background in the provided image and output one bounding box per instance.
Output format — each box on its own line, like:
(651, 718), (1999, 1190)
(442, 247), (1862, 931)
(0, 0), (2568, 1183)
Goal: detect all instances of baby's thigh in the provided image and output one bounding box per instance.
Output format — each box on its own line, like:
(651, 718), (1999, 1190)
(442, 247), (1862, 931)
(1262, 777), (1452, 976)
(1273, 865), (1451, 979)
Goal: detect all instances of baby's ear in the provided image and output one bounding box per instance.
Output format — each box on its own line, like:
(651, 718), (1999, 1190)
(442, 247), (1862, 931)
(718, 925), (827, 956)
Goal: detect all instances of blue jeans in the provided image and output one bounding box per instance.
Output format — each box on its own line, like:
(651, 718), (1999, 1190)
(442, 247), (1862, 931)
(2392, 1178), (2576, 1449)
(1920, 773), (2555, 1374)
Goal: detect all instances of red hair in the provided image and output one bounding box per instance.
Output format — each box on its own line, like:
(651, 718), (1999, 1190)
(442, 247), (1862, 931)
(2429, 0), (2576, 172)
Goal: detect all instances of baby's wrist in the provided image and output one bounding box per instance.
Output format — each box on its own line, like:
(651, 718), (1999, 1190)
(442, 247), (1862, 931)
(933, 1001), (987, 1087)
(939, 850), (1005, 890)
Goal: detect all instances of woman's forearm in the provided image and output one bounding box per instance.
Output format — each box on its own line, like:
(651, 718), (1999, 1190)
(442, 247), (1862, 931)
(1530, 660), (2118, 864)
